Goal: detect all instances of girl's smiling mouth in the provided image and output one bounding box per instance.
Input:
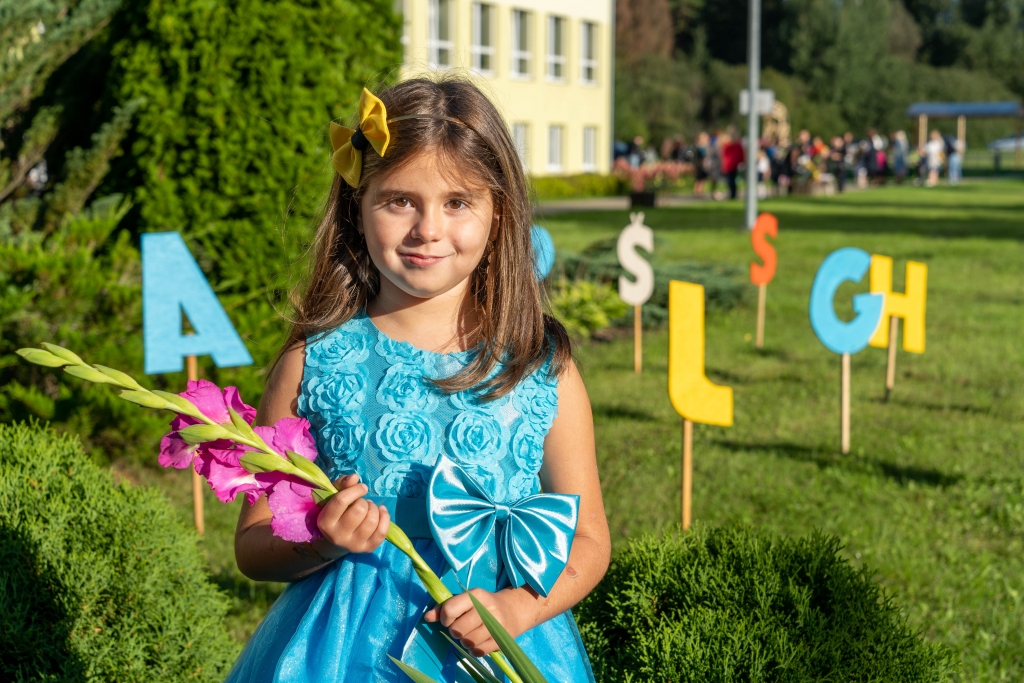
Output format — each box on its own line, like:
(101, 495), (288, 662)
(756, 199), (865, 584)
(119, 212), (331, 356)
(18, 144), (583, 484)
(399, 251), (448, 267)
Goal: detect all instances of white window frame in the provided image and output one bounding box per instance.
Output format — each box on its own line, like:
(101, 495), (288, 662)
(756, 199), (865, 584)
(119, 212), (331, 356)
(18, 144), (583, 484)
(512, 122), (530, 168)
(510, 9), (532, 79)
(582, 126), (597, 171)
(546, 15), (566, 82)
(580, 21), (597, 85)
(471, 3), (495, 76)
(428, 0), (454, 69)
(548, 124), (564, 172)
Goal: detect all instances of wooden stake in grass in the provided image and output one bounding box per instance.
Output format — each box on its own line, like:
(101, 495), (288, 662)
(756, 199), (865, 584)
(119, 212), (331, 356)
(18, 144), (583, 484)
(186, 354), (205, 536)
(633, 305), (643, 373)
(884, 316), (898, 401)
(756, 283), (767, 349)
(682, 418), (693, 530)
(840, 353), (851, 455)
(749, 213), (778, 350)
(618, 213), (654, 375)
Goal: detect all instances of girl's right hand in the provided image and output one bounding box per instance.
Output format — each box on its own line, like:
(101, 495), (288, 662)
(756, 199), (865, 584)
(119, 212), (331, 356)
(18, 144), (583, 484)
(316, 474), (390, 554)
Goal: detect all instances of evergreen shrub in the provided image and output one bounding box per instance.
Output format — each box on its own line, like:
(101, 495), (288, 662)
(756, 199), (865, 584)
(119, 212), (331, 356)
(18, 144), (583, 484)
(0, 421), (236, 682)
(554, 236), (749, 328)
(576, 526), (956, 683)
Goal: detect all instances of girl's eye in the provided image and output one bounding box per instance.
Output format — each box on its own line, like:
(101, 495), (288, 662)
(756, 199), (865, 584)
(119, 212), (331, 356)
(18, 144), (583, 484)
(391, 197), (412, 208)
(446, 199), (468, 210)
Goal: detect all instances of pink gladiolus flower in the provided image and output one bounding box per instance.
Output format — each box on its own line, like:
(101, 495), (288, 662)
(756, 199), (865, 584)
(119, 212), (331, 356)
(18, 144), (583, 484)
(158, 433), (197, 469)
(181, 379), (256, 426)
(267, 479), (322, 543)
(194, 446), (263, 504)
(254, 418), (317, 462)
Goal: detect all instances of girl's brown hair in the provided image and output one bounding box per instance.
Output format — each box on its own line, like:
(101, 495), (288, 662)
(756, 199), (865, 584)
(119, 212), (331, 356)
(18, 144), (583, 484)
(282, 76), (571, 398)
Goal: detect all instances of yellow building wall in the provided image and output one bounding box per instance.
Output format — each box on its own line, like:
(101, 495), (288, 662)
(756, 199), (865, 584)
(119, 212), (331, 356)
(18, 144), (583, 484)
(398, 0), (614, 176)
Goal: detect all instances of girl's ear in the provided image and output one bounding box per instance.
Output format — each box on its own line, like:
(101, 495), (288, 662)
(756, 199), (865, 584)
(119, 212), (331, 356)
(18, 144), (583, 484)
(489, 211), (500, 241)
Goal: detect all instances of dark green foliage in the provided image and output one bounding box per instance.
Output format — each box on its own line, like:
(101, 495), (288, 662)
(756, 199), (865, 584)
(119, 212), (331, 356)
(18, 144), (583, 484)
(618, 0), (1024, 146)
(103, 0), (403, 382)
(0, 421), (235, 681)
(553, 236), (749, 329)
(576, 526), (957, 682)
(0, 195), (169, 462)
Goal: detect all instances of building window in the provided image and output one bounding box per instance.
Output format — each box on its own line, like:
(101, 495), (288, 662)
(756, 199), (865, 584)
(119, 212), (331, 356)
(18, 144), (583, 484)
(513, 123), (529, 167)
(428, 0), (453, 69)
(471, 3), (495, 75)
(511, 9), (531, 78)
(583, 126), (597, 171)
(546, 15), (566, 82)
(580, 21), (597, 85)
(548, 124), (564, 172)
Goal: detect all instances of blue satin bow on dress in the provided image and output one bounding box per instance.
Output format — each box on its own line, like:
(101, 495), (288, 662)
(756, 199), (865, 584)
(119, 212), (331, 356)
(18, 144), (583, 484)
(428, 456), (579, 597)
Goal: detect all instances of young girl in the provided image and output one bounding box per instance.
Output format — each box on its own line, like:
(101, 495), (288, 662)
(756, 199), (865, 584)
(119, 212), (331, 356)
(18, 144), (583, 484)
(226, 78), (611, 682)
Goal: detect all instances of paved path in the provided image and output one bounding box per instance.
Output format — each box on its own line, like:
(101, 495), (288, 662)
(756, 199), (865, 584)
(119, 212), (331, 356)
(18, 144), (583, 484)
(533, 194), (711, 217)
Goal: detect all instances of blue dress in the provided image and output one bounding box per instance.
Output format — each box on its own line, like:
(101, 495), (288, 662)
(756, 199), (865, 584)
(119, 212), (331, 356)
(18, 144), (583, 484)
(225, 312), (595, 683)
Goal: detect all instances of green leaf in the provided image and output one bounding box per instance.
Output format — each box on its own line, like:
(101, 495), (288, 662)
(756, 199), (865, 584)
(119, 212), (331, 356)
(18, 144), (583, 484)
(92, 364), (144, 390)
(119, 390), (170, 410)
(40, 343), (86, 366)
(441, 633), (503, 683)
(467, 593), (547, 683)
(286, 450), (334, 490)
(64, 364), (116, 384)
(228, 407), (257, 440)
(17, 348), (70, 368)
(239, 451), (292, 474)
(151, 390), (204, 419)
(386, 655), (441, 683)
(177, 424), (234, 445)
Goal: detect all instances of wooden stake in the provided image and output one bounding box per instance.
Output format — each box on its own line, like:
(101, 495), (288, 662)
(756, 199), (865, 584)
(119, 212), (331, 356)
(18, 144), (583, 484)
(884, 316), (898, 402)
(186, 355), (205, 536)
(682, 418), (693, 530)
(633, 305), (642, 374)
(840, 353), (851, 454)
(755, 283), (766, 349)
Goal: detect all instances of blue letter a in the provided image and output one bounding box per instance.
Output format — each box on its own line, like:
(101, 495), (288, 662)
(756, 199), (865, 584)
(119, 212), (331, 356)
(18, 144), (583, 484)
(142, 232), (254, 374)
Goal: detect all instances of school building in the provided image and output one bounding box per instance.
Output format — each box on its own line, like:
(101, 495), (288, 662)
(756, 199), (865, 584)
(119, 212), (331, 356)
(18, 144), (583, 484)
(395, 0), (615, 176)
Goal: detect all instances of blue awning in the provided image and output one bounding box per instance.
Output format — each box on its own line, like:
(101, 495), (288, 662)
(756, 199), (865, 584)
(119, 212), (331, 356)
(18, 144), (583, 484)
(906, 101), (1023, 118)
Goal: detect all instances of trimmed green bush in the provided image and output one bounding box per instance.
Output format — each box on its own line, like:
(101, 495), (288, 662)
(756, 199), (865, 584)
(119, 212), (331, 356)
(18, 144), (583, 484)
(0, 421), (236, 681)
(577, 526), (956, 683)
(531, 174), (626, 200)
(548, 278), (628, 339)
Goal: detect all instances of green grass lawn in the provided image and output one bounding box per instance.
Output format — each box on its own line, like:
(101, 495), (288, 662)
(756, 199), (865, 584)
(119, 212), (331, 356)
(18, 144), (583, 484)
(144, 179), (1023, 680)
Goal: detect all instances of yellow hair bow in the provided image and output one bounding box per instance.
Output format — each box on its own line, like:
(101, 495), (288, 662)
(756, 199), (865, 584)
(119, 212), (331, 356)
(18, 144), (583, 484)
(330, 88), (391, 187)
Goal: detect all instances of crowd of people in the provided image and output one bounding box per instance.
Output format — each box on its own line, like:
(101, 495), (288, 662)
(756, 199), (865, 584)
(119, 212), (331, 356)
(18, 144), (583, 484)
(620, 125), (966, 199)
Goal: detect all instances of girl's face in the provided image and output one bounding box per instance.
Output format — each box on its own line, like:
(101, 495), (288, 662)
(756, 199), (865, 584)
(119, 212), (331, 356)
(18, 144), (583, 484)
(360, 150), (496, 305)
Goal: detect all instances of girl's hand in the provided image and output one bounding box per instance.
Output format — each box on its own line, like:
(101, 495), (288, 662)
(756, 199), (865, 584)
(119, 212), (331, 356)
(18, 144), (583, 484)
(316, 474), (390, 555)
(423, 588), (531, 657)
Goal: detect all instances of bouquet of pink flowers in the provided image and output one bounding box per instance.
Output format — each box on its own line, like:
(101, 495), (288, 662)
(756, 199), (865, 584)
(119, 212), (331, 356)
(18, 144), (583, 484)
(18, 343), (548, 683)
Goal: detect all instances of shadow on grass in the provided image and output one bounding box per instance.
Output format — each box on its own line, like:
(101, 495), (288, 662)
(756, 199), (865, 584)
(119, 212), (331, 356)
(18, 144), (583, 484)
(875, 396), (993, 416)
(592, 404), (659, 422)
(711, 439), (963, 488)
(210, 569), (286, 605)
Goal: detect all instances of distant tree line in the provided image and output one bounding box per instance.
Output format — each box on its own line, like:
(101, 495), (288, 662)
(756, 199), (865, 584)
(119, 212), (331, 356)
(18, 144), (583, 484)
(615, 0), (1024, 147)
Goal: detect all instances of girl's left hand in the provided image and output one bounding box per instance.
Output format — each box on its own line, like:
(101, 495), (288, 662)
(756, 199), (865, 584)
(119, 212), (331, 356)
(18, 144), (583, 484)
(423, 588), (530, 657)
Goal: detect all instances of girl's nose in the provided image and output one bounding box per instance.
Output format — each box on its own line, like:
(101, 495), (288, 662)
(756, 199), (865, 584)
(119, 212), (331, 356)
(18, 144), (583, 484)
(410, 205), (442, 242)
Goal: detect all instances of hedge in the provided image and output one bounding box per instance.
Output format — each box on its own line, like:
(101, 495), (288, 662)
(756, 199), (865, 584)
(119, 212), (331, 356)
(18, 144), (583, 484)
(0, 422), (236, 682)
(576, 525), (956, 682)
(531, 174), (626, 200)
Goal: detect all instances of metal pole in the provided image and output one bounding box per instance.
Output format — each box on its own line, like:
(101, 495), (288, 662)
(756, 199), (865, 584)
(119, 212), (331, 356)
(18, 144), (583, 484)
(745, 0), (762, 230)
